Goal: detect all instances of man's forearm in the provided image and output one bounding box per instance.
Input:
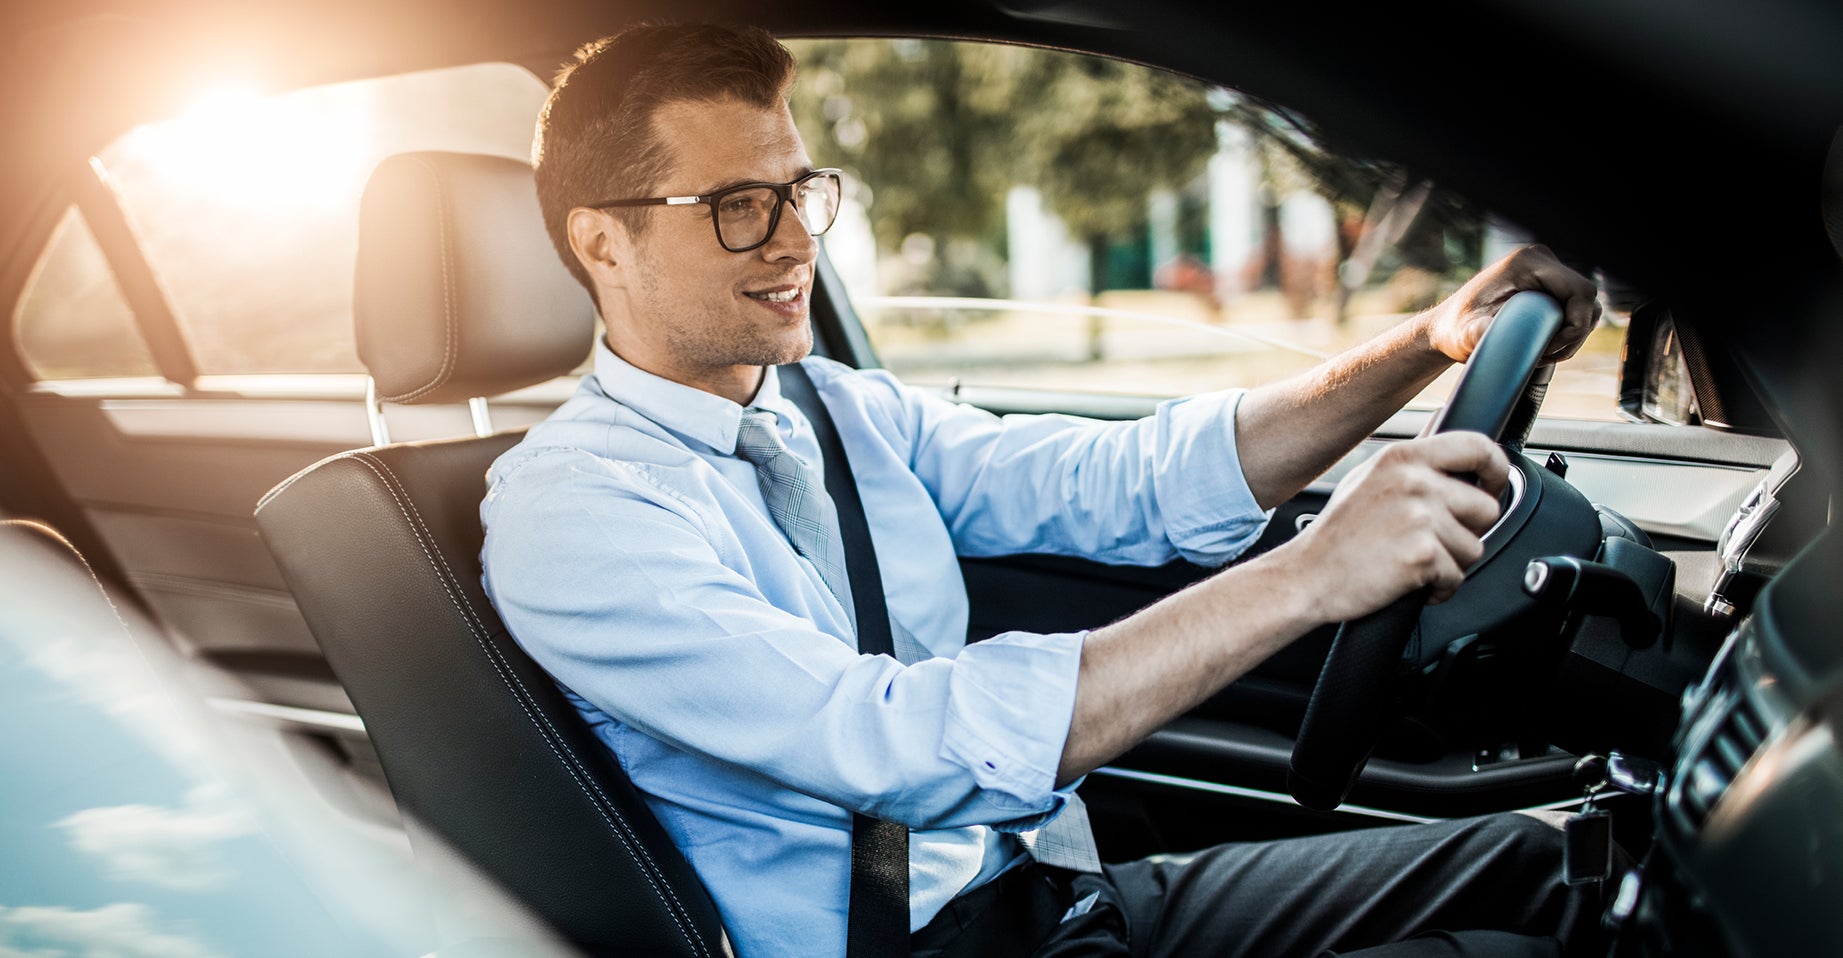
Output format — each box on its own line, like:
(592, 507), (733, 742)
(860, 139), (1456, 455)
(1055, 430), (1511, 787)
(1056, 545), (1322, 785)
(1233, 245), (1603, 511)
(1234, 313), (1451, 510)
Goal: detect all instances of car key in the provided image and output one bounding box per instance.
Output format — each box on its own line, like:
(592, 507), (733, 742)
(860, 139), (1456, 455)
(1564, 783), (1614, 886)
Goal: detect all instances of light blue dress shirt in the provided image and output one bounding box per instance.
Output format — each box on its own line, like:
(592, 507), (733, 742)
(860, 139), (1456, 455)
(480, 341), (1269, 958)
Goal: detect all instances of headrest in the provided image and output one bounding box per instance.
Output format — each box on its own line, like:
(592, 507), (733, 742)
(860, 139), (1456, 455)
(355, 151), (596, 405)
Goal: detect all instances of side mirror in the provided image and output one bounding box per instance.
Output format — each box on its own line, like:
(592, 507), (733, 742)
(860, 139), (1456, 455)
(1618, 302), (1701, 426)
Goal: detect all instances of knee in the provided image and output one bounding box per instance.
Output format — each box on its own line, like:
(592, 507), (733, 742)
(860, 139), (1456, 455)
(1507, 809), (1571, 844)
(1464, 811), (1570, 867)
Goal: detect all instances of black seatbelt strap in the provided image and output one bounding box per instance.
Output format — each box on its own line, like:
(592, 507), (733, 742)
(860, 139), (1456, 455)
(778, 362), (910, 957)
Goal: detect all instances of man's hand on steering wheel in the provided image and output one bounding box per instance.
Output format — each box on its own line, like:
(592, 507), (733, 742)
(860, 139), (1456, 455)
(1286, 270), (1584, 810)
(1423, 244), (1602, 365)
(1279, 433), (1510, 624)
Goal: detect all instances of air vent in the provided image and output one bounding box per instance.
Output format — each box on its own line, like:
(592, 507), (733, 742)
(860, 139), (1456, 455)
(1676, 690), (1768, 829)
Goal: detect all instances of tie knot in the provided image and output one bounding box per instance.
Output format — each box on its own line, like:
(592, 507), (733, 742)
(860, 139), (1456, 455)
(735, 408), (788, 466)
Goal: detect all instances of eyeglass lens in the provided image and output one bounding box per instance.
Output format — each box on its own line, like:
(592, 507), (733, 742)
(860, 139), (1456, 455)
(716, 173), (841, 251)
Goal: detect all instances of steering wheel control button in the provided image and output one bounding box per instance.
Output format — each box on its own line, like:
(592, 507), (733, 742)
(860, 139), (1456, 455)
(1524, 560), (1552, 595)
(1522, 556), (1661, 647)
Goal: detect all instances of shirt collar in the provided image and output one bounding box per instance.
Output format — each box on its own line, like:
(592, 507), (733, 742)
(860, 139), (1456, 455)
(589, 338), (793, 455)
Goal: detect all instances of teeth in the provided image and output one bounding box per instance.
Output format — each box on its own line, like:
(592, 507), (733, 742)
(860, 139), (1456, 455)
(750, 288), (799, 303)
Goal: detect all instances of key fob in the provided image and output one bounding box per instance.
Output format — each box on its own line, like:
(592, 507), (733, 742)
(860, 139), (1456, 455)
(1563, 808), (1613, 885)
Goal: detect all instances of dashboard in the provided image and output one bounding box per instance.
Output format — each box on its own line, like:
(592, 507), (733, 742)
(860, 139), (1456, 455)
(1613, 524), (1842, 957)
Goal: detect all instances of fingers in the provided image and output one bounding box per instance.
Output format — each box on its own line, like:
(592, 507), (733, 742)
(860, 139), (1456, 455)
(1387, 492), (1485, 605)
(1443, 475), (1504, 536)
(1501, 244), (1601, 362)
(1400, 431), (1510, 499)
(1422, 545), (1470, 604)
(1541, 270), (1602, 362)
(1544, 291), (1602, 362)
(1294, 436), (1509, 621)
(1425, 243), (1601, 363)
(1385, 468), (1495, 604)
(1428, 503), (1487, 570)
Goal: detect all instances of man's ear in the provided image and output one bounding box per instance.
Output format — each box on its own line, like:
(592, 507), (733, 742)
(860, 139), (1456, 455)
(566, 207), (633, 293)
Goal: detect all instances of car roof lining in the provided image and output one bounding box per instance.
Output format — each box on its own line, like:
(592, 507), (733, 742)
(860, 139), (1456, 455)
(3, 1), (1841, 473)
(6, 1), (1839, 300)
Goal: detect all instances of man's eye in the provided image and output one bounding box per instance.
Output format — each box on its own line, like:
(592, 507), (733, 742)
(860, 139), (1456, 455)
(719, 194), (765, 216)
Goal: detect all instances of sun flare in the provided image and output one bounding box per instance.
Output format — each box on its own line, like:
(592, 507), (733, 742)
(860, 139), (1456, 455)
(108, 82), (374, 210)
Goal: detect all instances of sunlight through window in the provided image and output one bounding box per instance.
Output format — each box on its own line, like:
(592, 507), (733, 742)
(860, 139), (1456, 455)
(113, 83), (374, 212)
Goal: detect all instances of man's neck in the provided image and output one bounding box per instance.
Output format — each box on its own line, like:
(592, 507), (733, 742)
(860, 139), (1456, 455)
(601, 335), (766, 407)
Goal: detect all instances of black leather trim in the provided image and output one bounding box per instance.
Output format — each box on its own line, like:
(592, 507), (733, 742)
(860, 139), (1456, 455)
(257, 434), (729, 956)
(1121, 717), (1578, 819)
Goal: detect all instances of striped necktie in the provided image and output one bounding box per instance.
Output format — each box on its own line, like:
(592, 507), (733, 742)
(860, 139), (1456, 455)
(736, 408), (857, 629)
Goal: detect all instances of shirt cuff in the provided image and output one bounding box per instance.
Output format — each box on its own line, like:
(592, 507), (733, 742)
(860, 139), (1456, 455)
(989, 774), (1089, 833)
(940, 629), (1085, 820)
(1150, 388), (1272, 565)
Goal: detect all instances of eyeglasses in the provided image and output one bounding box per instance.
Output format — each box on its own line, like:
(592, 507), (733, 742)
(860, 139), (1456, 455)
(589, 169), (843, 253)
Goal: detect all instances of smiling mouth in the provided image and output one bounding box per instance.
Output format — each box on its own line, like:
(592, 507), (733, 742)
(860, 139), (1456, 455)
(745, 288), (802, 303)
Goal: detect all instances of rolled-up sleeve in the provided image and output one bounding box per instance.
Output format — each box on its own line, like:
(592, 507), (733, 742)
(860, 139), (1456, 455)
(941, 630), (1084, 814)
(482, 446), (1083, 831)
(1145, 389), (1272, 564)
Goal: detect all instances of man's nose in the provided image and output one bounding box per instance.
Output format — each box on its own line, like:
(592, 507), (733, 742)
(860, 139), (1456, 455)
(760, 197), (818, 261)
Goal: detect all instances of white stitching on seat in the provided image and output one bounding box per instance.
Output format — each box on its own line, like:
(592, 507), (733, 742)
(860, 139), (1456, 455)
(382, 157), (460, 404)
(344, 451), (715, 958)
(348, 452), (712, 957)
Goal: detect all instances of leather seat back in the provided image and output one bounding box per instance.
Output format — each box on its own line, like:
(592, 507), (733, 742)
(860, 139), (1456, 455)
(257, 152), (731, 957)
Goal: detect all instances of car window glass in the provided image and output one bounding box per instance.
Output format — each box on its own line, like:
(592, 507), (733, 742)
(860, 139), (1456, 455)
(14, 207), (160, 380)
(787, 39), (1627, 421)
(92, 62), (547, 376)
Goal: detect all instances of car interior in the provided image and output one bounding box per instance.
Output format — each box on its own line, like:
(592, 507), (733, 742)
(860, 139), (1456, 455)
(256, 149), (726, 955)
(2, 2), (1840, 957)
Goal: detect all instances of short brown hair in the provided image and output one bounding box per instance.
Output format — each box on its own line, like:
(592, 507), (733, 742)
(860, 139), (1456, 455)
(533, 23), (797, 294)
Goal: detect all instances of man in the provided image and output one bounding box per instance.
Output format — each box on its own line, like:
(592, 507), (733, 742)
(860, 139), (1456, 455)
(482, 21), (1606, 958)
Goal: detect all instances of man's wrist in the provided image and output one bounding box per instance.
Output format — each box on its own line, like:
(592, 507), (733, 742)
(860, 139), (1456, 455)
(1243, 539), (1335, 634)
(1407, 306), (1460, 366)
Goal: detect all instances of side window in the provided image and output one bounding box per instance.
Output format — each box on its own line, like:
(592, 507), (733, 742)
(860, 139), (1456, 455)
(79, 62), (548, 377)
(14, 208), (159, 380)
(787, 39), (1626, 421)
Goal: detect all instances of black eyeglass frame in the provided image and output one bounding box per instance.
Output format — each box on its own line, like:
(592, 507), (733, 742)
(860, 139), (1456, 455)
(587, 168), (844, 253)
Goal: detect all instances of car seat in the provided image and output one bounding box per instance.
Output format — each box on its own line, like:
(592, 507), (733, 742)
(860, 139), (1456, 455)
(256, 152), (732, 957)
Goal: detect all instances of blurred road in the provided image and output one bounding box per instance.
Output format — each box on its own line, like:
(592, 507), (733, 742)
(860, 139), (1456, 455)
(864, 289), (1625, 421)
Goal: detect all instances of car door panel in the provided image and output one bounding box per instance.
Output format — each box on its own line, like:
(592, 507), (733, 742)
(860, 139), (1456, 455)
(17, 385), (567, 660)
(8, 381), (573, 826)
(18, 391), (341, 660)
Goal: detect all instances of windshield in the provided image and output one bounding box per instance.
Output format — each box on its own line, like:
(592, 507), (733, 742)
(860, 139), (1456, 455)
(787, 38), (1626, 420)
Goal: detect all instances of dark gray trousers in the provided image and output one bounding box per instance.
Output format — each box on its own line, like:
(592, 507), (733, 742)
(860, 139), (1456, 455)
(916, 812), (1609, 958)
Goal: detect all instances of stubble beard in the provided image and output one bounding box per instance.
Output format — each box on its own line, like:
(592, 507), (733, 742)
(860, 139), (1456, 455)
(653, 289), (814, 373)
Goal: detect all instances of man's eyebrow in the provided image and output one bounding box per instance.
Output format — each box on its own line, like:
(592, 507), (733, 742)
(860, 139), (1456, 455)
(694, 167), (818, 196)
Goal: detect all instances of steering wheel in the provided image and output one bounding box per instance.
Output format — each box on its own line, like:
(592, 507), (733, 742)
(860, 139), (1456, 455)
(1287, 290), (1566, 811)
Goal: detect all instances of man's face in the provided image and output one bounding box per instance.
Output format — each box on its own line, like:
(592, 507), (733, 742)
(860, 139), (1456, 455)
(600, 96), (820, 402)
